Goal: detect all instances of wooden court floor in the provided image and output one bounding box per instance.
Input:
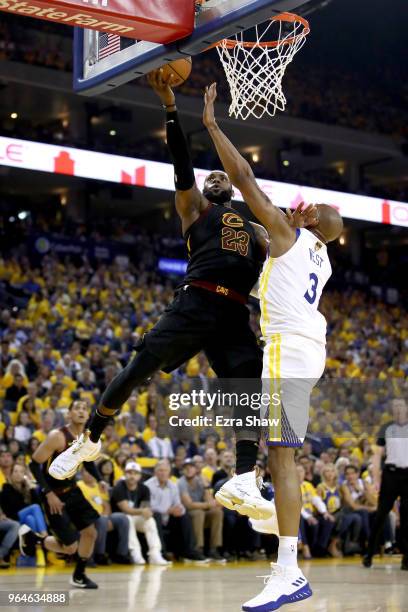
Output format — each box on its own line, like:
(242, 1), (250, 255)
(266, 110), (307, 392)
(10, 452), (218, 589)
(1, 557), (407, 612)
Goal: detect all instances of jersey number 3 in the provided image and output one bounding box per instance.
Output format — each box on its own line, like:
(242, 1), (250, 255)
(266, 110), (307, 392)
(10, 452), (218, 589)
(221, 227), (249, 256)
(304, 272), (319, 304)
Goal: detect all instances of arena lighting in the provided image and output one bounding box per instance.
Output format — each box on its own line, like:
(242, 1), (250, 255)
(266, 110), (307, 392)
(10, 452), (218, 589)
(17, 211), (29, 220)
(109, 129), (117, 136)
(0, 136), (407, 227)
(283, 160), (290, 167)
(10, 112), (18, 119)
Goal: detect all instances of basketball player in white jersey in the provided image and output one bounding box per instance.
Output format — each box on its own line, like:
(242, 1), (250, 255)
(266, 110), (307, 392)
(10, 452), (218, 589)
(203, 83), (343, 611)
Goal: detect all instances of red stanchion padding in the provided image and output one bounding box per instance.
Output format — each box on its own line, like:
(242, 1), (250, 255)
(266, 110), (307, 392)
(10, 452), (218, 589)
(0, 0), (195, 42)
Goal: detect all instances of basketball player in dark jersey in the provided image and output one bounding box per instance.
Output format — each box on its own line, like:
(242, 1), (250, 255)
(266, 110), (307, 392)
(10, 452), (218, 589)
(49, 71), (312, 522)
(30, 400), (102, 588)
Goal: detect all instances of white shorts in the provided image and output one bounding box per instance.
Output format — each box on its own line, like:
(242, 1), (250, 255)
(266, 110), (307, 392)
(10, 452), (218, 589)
(261, 333), (326, 447)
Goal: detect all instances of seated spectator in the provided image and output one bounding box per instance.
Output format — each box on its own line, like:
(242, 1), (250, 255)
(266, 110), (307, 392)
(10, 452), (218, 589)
(77, 468), (131, 565)
(0, 507), (19, 568)
(178, 459), (224, 561)
(148, 424), (174, 460)
(32, 410), (56, 443)
(100, 424), (120, 456)
(14, 411), (33, 446)
(142, 414), (159, 443)
(297, 464), (335, 559)
(2, 360), (28, 391)
(211, 450), (235, 489)
(16, 382), (43, 428)
(201, 448), (218, 484)
(4, 373), (27, 412)
(122, 394), (145, 432)
(121, 421), (150, 456)
(0, 463), (48, 549)
(0, 450), (13, 490)
(298, 454), (321, 487)
(317, 463), (361, 556)
(110, 462), (169, 565)
(340, 465), (377, 548)
(145, 460), (207, 562)
(172, 446), (187, 479)
(98, 458), (115, 487)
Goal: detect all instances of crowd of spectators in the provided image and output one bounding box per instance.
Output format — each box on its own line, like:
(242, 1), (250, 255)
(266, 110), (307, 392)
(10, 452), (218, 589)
(0, 221), (406, 566)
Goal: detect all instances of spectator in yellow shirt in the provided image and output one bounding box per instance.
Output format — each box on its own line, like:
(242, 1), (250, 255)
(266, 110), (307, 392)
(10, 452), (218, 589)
(297, 464), (335, 559)
(201, 448), (219, 484)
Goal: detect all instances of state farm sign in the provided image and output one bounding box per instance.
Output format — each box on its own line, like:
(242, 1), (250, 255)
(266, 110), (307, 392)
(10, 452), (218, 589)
(0, 0), (194, 42)
(1, 136), (407, 227)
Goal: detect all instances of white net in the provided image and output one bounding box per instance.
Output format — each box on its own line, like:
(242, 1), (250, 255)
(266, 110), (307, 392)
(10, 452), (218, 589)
(216, 13), (309, 120)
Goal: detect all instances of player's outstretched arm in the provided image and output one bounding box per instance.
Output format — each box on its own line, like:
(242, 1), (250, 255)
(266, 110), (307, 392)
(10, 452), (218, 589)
(148, 69), (204, 233)
(203, 84), (293, 242)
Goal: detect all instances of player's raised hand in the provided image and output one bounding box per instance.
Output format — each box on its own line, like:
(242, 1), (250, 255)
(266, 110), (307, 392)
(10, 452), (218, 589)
(147, 68), (176, 107)
(286, 202), (319, 228)
(203, 82), (218, 129)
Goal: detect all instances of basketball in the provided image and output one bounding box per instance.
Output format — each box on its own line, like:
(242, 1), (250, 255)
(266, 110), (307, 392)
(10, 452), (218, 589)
(161, 57), (192, 87)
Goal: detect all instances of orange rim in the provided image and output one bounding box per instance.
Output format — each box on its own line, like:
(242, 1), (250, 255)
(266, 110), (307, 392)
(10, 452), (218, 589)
(213, 12), (310, 49)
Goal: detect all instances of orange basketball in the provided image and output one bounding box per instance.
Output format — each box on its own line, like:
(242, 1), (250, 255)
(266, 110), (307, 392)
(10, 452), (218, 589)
(161, 57), (192, 87)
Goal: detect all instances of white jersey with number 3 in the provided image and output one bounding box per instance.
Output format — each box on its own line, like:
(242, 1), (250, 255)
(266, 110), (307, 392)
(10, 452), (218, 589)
(259, 228), (332, 344)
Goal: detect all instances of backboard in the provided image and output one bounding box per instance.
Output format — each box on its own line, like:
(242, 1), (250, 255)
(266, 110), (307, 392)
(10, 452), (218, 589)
(73, 0), (310, 96)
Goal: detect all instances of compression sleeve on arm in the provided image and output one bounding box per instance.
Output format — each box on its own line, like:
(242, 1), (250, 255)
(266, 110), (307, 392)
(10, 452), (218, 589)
(166, 110), (195, 191)
(29, 459), (52, 494)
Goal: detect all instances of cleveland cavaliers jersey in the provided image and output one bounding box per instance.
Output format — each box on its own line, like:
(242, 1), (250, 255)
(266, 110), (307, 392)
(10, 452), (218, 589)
(259, 228), (332, 343)
(183, 203), (263, 298)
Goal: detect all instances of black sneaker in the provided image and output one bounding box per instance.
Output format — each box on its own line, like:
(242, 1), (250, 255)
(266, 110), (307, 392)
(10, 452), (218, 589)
(401, 555), (408, 571)
(0, 559), (10, 569)
(95, 554), (112, 566)
(362, 554), (372, 568)
(70, 574), (98, 589)
(182, 551), (210, 564)
(208, 549), (226, 563)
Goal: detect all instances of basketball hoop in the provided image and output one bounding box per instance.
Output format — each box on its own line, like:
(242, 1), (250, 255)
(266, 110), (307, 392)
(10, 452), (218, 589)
(213, 12), (310, 120)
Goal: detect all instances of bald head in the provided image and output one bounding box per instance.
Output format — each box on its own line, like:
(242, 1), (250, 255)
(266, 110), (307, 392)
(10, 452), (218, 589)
(310, 204), (343, 243)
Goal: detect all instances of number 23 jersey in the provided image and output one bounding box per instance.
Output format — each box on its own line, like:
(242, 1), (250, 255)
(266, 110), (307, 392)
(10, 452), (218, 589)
(183, 203), (263, 297)
(259, 228), (332, 344)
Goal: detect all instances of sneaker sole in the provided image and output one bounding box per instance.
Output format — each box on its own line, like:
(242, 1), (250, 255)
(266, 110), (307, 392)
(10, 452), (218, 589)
(215, 491), (275, 521)
(242, 584), (313, 611)
(69, 578), (98, 589)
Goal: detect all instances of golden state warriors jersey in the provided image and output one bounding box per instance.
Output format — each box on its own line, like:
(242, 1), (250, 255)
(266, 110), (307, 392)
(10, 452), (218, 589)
(259, 228), (332, 344)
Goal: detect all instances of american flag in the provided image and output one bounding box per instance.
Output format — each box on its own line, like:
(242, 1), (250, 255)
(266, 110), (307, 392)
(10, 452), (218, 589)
(98, 33), (121, 60)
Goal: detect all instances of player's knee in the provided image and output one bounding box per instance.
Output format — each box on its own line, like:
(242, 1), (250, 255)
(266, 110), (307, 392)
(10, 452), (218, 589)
(62, 542), (78, 555)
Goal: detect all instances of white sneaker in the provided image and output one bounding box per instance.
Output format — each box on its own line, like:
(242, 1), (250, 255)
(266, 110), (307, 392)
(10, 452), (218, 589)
(130, 552), (146, 565)
(48, 430), (101, 480)
(148, 553), (172, 566)
(242, 563), (312, 611)
(215, 470), (276, 520)
(249, 502), (279, 536)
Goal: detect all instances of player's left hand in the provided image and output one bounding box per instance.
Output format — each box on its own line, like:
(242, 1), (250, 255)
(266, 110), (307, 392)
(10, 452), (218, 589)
(203, 82), (218, 129)
(286, 202), (319, 228)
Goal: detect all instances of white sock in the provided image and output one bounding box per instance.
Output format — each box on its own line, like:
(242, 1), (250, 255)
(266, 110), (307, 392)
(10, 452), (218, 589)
(277, 536), (298, 568)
